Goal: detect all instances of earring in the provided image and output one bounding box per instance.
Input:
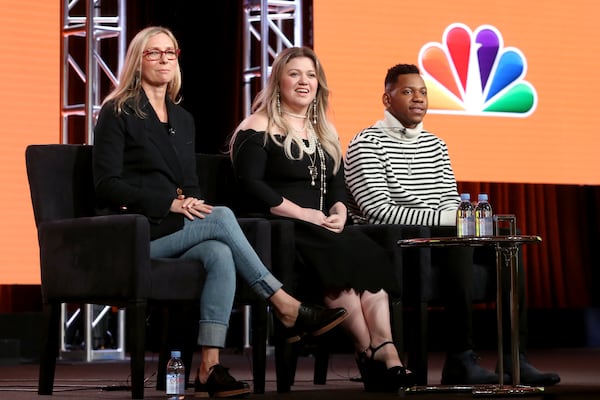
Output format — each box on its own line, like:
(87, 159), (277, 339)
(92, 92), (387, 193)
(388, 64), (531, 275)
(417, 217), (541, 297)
(277, 92), (281, 115)
(312, 98), (317, 124)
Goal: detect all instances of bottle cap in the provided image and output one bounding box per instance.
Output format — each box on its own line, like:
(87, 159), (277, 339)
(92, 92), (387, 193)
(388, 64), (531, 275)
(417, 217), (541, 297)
(478, 193), (488, 201)
(460, 193), (471, 201)
(171, 350), (181, 358)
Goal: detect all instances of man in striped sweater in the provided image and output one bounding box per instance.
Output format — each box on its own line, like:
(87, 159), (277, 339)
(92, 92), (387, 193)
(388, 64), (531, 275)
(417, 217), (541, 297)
(344, 64), (559, 386)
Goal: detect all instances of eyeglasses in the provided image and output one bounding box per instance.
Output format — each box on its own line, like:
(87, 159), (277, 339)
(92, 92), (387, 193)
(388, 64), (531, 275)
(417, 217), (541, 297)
(143, 49), (180, 61)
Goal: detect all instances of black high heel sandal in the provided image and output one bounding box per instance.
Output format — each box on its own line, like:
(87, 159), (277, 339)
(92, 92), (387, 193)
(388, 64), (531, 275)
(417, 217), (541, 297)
(356, 349), (386, 392)
(356, 341), (415, 392)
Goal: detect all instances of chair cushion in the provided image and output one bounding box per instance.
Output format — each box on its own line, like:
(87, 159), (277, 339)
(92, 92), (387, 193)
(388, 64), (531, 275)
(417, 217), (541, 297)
(149, 258), (205, 300)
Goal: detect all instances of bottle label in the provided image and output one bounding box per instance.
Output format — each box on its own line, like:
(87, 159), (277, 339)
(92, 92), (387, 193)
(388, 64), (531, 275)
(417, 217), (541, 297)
(475, 204), (494, 236)
(456, 198), (475, 237)
(166, 372), (185, 395)
(476, 217), (494, 236)
(457, 216), (475, 237)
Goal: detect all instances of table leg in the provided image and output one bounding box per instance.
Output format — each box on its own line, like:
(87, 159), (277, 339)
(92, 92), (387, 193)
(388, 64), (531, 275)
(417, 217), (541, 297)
(509, 246), (521, 386)
(472, 245), (544, 397)
(495, 245), (505, 386)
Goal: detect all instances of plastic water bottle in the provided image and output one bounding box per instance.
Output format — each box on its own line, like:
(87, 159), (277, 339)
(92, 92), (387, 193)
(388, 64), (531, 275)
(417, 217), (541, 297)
(456, 193), (475, 237)
(166, 350), (185, 400)
(475, 193), (494, 237)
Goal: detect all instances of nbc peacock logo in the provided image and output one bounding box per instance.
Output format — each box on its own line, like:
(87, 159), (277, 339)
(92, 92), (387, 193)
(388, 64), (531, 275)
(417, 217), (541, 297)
(419, 23), (537, 117)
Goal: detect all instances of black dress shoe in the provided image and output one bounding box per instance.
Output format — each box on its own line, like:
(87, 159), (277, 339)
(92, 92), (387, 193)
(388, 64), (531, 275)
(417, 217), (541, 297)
(285, 304), (347, 343)
(194, 365), (251, 398)
(500, 353), (561, 386)
(442, 350), (507, 385)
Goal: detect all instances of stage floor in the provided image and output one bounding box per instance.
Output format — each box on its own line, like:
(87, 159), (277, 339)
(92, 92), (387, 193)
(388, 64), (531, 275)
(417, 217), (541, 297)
(0, 347), (598, 399)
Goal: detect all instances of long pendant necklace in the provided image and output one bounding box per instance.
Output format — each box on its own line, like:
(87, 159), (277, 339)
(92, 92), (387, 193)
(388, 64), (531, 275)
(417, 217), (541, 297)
(314, 139), (327, 212)
(402, 137), (420, 175)
(307, 152), (318, 186)
(305, 127), (319, 185)
(383, 126), (421, 176)
(291, 120), (326, 211)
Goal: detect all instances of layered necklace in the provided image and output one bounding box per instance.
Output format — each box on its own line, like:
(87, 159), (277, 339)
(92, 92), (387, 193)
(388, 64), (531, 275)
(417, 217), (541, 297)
(306, 144), (327, 212)
(283, 111), (327, 211)
(304, 128), (318, 183)
(304, 127), (327, 212)
(299, 124), (316, 155)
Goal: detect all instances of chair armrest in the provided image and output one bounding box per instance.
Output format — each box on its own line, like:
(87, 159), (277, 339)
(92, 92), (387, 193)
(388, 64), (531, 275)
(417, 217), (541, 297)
(38, 214), (151, 303)
(266, 219), (297, 292)
(230, 217), (272, 303)
(237, 217), (271, 269)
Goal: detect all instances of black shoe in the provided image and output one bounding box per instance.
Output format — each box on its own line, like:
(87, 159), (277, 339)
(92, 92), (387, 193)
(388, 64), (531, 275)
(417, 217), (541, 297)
(356, 348), (386, 392)
(442, 350), (506, 385)
(499, 353), (561, 386)
(356, 341), (415, 392)
(194, 365), (251, 398)
(285, 304), (348, 343)
(385, 365), (416, 390)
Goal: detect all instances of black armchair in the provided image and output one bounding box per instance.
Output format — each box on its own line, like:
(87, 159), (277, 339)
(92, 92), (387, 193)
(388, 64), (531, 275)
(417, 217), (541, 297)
(25, 145), (271, 398)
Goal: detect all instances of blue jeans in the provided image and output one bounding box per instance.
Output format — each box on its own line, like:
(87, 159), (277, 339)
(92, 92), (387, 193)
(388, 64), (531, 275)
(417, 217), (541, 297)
(150, 206), (282, 348)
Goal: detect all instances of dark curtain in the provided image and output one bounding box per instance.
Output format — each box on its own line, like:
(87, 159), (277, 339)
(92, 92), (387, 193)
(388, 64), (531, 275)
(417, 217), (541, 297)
(458, 182), (599, 309)
(127, 0), (245, 154)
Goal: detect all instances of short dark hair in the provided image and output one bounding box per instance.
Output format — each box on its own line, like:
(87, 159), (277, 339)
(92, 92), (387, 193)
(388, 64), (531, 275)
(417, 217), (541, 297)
(384, 64), (420, 88)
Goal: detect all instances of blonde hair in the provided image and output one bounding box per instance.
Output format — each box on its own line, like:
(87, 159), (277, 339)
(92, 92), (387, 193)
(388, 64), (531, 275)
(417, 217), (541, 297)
(231, 46), (342, 172)
(102, 26), (182, 117)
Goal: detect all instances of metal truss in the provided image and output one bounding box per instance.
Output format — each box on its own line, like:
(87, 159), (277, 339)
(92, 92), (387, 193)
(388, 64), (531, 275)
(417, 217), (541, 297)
(61, 0), (126, 144)
(242, 0), (303, 116)
(59, 304), (126, 362)
(59, 0), (126, 362)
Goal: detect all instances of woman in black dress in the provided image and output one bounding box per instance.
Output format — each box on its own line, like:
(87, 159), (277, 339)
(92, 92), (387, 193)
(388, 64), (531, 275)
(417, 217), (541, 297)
(228, 47), (414, 391)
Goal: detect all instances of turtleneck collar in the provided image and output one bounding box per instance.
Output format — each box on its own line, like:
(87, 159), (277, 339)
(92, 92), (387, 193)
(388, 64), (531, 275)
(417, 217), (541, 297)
(374, 110), (423, 141)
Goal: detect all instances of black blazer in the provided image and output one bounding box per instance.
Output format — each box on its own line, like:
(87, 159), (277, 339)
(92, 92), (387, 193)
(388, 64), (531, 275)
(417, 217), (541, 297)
(93, 91), (201, 240)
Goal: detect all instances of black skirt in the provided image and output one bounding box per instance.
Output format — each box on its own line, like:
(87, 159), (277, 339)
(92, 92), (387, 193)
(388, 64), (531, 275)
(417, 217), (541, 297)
(287, 219), (400, 299)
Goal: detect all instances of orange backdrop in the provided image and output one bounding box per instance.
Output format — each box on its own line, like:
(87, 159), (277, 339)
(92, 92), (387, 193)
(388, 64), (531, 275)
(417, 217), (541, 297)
(2, 1), (597, 290)
(0, 2), (60, 284)
(313, 0), (600, 185)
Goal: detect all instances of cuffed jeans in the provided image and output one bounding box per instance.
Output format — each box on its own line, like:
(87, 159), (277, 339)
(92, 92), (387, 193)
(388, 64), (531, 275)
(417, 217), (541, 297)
(150, 206), (282, 348)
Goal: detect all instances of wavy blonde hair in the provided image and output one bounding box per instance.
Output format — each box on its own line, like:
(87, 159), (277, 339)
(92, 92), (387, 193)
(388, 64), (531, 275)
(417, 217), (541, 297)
(102, 26), (182, 117)
(231, 46), (342, 172)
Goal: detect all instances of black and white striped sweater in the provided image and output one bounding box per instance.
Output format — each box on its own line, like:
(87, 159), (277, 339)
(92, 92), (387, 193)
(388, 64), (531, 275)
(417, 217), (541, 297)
(344, 111), (460, 226)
